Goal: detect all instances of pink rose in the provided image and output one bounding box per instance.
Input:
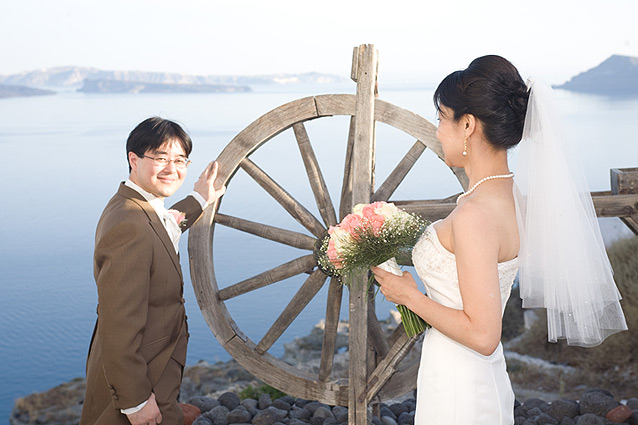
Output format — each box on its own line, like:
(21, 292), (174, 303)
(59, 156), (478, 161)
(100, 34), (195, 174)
(168, 209), (187, 225)
(339, 213), (363, 234)
(361, 203), (386, 235)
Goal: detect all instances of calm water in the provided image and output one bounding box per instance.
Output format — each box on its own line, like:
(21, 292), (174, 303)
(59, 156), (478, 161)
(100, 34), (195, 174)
(1, 83), (637, 423)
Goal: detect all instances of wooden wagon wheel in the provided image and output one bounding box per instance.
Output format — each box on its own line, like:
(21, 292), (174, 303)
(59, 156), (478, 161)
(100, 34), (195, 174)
(188, 90), (470, 407)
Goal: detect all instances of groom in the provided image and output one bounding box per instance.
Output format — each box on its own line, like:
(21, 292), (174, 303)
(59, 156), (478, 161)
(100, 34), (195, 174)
(80, 117), (225, 425)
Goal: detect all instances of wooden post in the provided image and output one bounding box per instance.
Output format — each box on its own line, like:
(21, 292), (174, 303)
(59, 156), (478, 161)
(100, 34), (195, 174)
(611, 167), (638, 234)
(348, 43), (378, 425)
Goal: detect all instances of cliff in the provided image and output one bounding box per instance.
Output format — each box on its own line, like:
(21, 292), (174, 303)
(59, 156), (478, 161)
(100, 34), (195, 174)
(555, 55), (638, 95)
(0, 84), (55, 98)
(77, 79), (251, 94)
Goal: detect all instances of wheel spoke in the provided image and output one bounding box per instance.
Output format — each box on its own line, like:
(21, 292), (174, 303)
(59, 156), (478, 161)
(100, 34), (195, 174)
(214, 213), (315, 250)
(293, 123), (338, 228)
(218, 255), (316, 301)
(339, 116), (356, 220)
(318, 277), (343, 381)
(240, 158), (326, 237)
(367, 307), (390, 358)
(256, 269), (328, 354)
(393, 199), (456, 222)
(358, 331), (418, 404)
(372, 140), (427, 202)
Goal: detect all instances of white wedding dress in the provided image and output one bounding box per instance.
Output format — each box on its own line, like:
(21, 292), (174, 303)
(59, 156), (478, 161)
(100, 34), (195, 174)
(411, 221), (518, 425)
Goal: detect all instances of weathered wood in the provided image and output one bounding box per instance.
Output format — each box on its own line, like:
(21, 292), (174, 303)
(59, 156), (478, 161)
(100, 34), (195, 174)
(256, 269), (328, 354)
(372, 140), (427, 202)
(592, 193), (638, 217)
(218, 255), (316, 301)
(240, 158), (326, 237)
(358, 331), (418, 404)
(367, 306), (390, 358)
(377, 362), (419, 401)
(611, 167), (638, 194)
(214, 213), (315, 250)
(293, 122), (338, 228)
(319, 278), (344, 382)
(339, 116), (356, 220)
(349, 43), (377, 425)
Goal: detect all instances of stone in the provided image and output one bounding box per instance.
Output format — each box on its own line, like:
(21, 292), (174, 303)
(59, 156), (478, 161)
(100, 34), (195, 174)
(514, 417), (527, 425)
(626, 399), (638, 410)
(522, 420), (538, 425)
(228, 406), (253, 424)
(304, 401), (323, 415)
(515, 405), (528, 418)
(289, 407), (312, 420)
(548, 400), (580, 420)
(295, 399), (310, 408)
(253, 409), (282, 425)
(575, 413), (605, 425)
(193, 417), (214, 425)
(323, 418), (340, 425)
(332, 405), (348, 423)
(259, 394), (273, 410)
(580, 391), (619, 417)
(371, 416), (381, 425)
(536, 413), (559, 425)
(310, 417), (326, 425)
(528, 407), (544, 417)
(389, 403), (409, 418)
(279, 395), (296, 405)
(401, 399), (416, 412)
(181, 403), (203, 425)
(313, 406), (334, 420)
(605, 404), (633, 423)
(381, 416), (398, 425)
(273, 399), (292, 411)
(560, 419), (576, 425)
(397, 411), (414, 425)
(525, 399), (548, 410)
(188, 396), (221, 413)
(288, 419), (310, 425)
(627, 412), (638, 425)
(219, 392), (241, 410)
(380, 405), (397, 421)
(204, 405), (230, 425)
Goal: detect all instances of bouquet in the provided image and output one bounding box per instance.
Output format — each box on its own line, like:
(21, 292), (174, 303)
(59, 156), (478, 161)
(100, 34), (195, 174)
(317, 201), (430, 337)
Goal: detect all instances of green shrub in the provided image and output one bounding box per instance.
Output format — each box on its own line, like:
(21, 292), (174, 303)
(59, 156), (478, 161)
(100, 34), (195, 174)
(237, 383), (287, 401)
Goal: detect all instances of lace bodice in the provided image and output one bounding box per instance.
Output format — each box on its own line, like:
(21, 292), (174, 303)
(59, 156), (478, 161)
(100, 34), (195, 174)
(411, 221), (518, 315)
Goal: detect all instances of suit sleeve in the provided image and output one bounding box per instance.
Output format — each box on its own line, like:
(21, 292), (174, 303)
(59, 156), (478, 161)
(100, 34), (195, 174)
(170, 195), (203, 232)
(94, 216), (154, 409)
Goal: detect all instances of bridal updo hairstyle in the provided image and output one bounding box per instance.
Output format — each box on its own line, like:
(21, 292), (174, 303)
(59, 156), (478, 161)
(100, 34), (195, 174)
(433, 55), (529, 150)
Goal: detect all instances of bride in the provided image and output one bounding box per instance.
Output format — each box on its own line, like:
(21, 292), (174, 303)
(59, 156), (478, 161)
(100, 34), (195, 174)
(372, 55), (627, 424)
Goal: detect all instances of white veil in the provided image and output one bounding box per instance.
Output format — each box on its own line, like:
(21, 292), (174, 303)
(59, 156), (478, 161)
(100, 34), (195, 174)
(513, 79), (627, 347)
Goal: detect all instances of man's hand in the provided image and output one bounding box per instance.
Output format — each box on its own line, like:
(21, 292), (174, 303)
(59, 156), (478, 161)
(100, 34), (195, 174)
(126, 393), (162, 425)
(193, 161), (226, 205)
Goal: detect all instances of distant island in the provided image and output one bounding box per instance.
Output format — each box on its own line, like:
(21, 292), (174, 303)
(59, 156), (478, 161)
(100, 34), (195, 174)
(0, 66), (347, 98)
(555, 55), (638, 95)
(0, 84), (54, 98)
(78, 78), (251, 94)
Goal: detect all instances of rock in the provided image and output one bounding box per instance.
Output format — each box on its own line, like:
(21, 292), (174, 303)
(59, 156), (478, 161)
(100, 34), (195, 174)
(388, 403), (409, 418)
(304, 401), (323, 415)
(181, 403), (202, 425)
(528, 407), (544, 417)
(525, 399), (549, 411)
(228, 406), (253, 423)
(10, 377), (85, 425)
(627, 412), (638, 425)
(576, 413), (605, 425)
(580, 391), (619, 417)
(193, 416), (214, 425)
(380, 405), (397, 420)
(626, 399), (638, 410)
(188, 396), (221, 413)
(204, 405), (230, 425)
(295, 398), (310, 407)
(289, 419), (310, 425)
(323, 418), (340, 425)
(219, 392), (241, 410)
(560, 418), (576, 425)
(332, 405), (348, 423)
(515, 416), (527, 425)
(522, 420), (538, 425)
(536, 413), (559, 425)
(259, 394), (273, 410)
(314, 406), (334, 420)
(272, 399), (292, 411)
(401, 399), (416, 412)
(548, 400), (580, 420)
(381, 416), (398, 425)
(370, 416), (381, 425)
(252, 407), (289, 425)
(397, 411), (414, 425)
(605, 404), (633, 423)
(289, 406), (312, 420)
(310, 417), (326, 425)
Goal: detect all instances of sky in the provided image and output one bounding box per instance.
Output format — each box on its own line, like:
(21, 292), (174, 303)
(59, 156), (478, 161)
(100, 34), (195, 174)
(2, 0), (637, 85)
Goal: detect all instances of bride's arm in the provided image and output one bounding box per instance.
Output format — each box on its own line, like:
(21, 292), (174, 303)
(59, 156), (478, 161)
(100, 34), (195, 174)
(373, 203), (503, 356)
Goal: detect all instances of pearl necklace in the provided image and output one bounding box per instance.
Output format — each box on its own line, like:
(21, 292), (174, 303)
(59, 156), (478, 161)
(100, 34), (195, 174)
(456, 173), (514, 204)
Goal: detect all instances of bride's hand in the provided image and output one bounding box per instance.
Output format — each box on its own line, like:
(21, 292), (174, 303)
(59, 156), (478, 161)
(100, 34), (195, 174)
(371, 266), (419, 306)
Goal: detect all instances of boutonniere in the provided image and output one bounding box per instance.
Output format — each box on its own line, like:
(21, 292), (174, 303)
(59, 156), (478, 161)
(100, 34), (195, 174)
(168, 209), (187, 226)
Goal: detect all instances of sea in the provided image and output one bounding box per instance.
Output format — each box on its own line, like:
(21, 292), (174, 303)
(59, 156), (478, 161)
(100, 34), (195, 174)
(1, 82), (637, 423)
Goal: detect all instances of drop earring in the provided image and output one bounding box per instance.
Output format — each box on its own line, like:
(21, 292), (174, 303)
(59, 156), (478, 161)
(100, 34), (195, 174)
(463, 136), (468, 156)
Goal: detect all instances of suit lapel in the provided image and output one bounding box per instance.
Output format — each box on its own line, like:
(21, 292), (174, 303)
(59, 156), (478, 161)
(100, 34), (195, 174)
(117, 183), (183, 279)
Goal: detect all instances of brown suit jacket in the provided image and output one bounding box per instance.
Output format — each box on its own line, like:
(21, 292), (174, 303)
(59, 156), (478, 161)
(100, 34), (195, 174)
(80, 183), (202, 425)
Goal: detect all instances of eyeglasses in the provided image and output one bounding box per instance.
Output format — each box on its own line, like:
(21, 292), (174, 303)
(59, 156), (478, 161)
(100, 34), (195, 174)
(142, 155), (191, 169)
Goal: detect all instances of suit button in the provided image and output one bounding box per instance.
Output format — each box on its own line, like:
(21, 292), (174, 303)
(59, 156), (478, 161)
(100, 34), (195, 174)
(180, 297), (186, 304)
